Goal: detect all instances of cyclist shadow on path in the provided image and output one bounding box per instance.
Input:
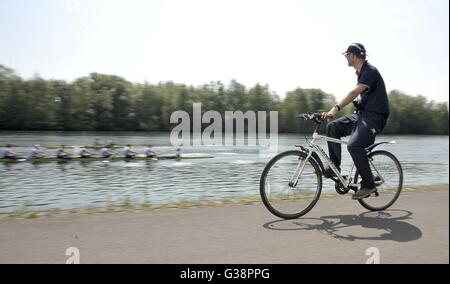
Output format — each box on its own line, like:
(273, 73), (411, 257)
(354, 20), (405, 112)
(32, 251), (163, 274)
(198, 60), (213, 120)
(263, 210), (421, 242)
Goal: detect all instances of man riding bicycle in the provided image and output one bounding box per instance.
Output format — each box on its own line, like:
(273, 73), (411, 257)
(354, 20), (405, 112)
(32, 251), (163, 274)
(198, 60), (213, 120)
(321, 43), (390, 200)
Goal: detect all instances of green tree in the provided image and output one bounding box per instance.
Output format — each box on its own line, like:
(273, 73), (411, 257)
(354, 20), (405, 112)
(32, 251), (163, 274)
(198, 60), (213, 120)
(88, 73), (133, 130)
(52, 80), (73, 130)
(69, 77), (96, 130)
(133, 84), (164, 131)
(0, 65), (18, 78)
(225, 79), (246, 111)
(0, 64), (448, 134)
(25, 76), (57, 130)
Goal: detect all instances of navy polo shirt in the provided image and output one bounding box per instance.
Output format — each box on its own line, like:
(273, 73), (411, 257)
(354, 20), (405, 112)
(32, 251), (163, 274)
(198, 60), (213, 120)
(357, 61), (389, 118)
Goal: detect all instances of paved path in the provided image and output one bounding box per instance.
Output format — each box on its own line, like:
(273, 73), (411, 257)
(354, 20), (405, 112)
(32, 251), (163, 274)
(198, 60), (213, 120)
(0, 187), (448, 263)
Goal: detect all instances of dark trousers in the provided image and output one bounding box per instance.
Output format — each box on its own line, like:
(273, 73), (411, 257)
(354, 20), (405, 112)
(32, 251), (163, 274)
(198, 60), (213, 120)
(326, 112), (386, 189)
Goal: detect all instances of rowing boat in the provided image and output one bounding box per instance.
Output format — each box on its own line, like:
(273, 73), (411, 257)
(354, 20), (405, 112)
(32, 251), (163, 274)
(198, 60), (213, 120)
(0, 153), (213, 163)
(44, 145), (126, 150)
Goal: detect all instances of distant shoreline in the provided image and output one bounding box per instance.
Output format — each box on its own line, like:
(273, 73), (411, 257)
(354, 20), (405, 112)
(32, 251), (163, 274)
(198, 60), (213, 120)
(1, 183), (448, 220)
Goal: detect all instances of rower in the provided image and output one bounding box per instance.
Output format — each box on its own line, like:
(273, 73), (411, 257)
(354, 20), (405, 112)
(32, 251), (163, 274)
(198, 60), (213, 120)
(56, 145), (72, 159)
(124, 144), (137, 159)
(95, 138), (105, 147)
(144, 145), (157, 158)
(105, 140), (116, 148)
(2, 144), (20, 159)
(100, 145), (114, 158)
(31, 145), (47, 158)
(78, 146), (93, 158)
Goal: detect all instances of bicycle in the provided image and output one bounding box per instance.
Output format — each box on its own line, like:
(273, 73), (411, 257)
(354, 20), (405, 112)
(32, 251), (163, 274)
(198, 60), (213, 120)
(260, 112), (403, 219)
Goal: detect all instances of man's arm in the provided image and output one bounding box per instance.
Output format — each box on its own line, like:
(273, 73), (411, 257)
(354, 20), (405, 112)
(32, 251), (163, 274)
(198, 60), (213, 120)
(321, 84), (368, 119)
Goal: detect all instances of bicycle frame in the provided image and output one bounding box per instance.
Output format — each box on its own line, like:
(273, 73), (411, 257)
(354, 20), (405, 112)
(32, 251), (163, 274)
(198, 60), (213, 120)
(288, 114), (397, 191)
(311, 132), (355, 185)
(290, 130), (380, 191)
(289, 131), (353, 186)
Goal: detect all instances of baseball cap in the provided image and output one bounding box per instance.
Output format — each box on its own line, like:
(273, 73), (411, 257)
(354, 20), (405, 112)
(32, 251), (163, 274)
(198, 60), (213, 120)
(342, 43), (367, 56)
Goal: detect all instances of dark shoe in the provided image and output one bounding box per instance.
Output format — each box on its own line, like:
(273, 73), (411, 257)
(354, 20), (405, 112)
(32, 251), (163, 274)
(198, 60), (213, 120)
(323, 167), (340, 179)
(352, 187), (377, 200)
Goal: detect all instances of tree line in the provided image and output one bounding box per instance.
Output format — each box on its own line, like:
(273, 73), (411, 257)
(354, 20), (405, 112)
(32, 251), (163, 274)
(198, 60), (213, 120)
(0, 65), (448, 135)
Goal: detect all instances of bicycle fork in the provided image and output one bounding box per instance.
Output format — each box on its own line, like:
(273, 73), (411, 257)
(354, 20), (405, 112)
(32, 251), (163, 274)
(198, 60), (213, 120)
(288, 151), (313, 187)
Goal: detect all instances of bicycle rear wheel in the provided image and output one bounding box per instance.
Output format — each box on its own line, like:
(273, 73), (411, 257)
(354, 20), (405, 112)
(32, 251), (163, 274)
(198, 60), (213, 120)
(260, 150), (322, 219)
(354, 150), (403, 211)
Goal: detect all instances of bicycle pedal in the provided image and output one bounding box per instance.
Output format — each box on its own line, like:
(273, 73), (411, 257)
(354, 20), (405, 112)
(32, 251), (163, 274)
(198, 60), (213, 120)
(348, 185), (358, 192)
(374, 176), (383, 186)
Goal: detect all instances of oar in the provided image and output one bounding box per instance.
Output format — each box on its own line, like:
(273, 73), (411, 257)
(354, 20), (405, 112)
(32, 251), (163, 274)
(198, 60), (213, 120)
(101, 153), (117, 163)
(8, 154), (26, 162)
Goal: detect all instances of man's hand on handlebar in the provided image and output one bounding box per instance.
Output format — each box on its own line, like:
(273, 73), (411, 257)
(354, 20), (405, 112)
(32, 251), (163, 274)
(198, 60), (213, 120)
(321, 106), (338, 120)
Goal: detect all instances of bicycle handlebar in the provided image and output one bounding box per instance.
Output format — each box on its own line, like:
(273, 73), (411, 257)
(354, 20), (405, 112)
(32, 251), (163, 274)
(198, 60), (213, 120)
(296, 112), (324, 124)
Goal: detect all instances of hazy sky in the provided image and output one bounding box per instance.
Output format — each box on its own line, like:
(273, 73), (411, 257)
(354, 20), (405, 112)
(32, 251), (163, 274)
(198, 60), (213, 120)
(1, 0), (449, 103)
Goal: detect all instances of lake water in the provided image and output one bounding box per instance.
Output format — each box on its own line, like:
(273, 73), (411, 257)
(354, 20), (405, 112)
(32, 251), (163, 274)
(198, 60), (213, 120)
(0, 132), (448, 212)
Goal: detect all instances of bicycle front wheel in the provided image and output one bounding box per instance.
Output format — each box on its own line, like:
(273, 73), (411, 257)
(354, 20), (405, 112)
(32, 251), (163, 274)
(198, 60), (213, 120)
(354, 150), (403, 211)
(260, 150), (322, 219)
